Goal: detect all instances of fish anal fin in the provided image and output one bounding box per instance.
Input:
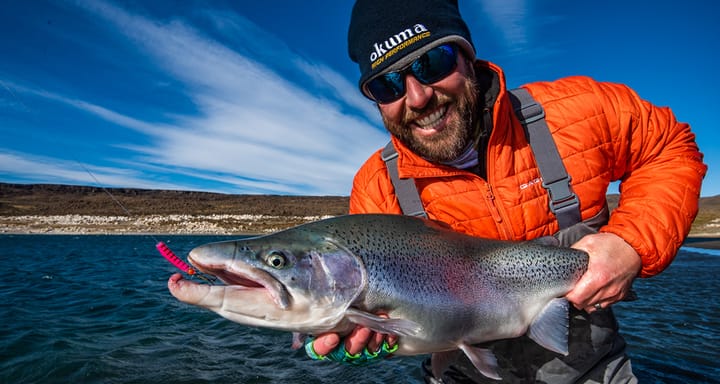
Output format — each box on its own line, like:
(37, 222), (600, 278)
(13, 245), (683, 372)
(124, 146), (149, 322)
(458, 343), (501, 380)
(430, 350), (461, 379)
(527, 297), (570, 355)
(345, 308), (422, 336)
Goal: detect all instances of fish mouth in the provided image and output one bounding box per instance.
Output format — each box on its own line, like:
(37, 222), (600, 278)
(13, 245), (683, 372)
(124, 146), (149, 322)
(186, 254), (291, 310)
(196, 264), (264, 289)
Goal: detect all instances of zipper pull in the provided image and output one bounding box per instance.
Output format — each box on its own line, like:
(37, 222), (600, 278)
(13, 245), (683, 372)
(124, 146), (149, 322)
(485, 184), (503, 223)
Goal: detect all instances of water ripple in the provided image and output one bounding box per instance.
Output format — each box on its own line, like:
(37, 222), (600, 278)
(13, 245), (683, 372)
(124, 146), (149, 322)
(1, 235), (717, 383)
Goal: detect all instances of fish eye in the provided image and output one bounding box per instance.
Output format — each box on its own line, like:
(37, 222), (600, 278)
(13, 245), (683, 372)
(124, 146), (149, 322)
(264, 250), (288, 269)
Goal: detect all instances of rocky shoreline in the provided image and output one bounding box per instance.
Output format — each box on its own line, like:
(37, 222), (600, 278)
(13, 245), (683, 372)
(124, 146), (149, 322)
(0, 213), (335, 235)
(2, 214), (718, 249)
(2, 183), (719, 249)
(0, 183), (349, 235)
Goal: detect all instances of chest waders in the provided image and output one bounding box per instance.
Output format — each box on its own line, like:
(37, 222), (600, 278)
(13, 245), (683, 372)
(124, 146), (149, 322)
(382, 89), (635, 383)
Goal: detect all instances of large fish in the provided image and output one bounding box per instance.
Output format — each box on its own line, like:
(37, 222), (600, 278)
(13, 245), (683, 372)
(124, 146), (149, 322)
(167, 214), (588, 380)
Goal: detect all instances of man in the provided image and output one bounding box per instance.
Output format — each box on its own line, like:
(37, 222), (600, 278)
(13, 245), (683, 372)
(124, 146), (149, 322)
(306, 0), (707, 382)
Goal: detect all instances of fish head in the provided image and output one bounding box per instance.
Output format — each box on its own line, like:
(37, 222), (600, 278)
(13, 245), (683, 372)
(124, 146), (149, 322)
(168, 230), (366, 334)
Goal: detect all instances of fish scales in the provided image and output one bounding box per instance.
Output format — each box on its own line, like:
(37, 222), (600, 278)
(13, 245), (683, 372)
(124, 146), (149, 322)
(311, 215), (585, 312)
(322, 215), (481, 309)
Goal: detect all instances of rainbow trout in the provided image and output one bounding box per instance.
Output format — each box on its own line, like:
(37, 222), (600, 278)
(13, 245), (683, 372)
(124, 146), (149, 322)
(167, 214), (588, 380)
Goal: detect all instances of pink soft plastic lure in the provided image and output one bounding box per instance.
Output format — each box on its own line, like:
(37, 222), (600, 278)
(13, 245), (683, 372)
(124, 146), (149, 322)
(156, 241), (196, 275)
(156, 241), (215, 284)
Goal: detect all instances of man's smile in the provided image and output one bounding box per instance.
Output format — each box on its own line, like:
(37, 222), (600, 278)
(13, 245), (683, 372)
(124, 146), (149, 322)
(412, 105), (449, 136)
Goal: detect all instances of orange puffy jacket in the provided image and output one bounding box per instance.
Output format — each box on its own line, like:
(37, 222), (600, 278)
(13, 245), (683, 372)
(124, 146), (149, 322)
(349, 61), (707, 278)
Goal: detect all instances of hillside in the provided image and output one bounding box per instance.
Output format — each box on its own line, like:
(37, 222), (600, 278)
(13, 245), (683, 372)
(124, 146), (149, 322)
(0, 183), (349, 216)
(0, 183), (349, 234)
(1, 183), (718, 236)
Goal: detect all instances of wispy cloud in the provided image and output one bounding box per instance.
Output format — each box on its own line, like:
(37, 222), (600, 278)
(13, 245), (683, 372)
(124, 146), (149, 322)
(2, 0), (389, 195)
(0, 151), (183, 190)
(463, 0), (565, 86)
(478, 0), (529, 54)
(2, 81), (162, 134)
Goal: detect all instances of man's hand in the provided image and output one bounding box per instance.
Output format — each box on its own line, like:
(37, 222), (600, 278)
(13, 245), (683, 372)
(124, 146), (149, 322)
(566, 232), (642, 312)
(309, 313), (398, 360)
(311, 326), (397, 356)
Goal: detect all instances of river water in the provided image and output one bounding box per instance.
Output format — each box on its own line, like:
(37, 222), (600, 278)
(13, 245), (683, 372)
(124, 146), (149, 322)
(1, 234), (718, 383)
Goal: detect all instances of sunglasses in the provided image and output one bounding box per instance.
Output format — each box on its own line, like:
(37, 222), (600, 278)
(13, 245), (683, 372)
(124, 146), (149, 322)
(364, 43), (459, 104)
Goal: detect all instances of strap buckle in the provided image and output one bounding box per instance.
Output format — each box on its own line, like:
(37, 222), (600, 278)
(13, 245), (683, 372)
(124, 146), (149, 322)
(542, 175), (579, 214)
(542, 176), (581, 229)
(517, 100), (546, 124)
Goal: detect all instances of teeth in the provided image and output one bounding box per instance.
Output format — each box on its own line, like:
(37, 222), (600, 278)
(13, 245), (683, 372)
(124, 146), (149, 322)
(415, 106), (447, 129)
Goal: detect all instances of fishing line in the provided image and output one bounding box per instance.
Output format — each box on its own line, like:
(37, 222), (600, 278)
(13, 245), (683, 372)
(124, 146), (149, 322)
(78, 162), (215, 284)
(78, 162), (134, 218)
(1, 79), (214, 283)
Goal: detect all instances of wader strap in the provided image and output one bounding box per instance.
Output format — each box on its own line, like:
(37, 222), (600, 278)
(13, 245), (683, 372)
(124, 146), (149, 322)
(381, 88), (581, 229)
(508, 88), (581, 229)
(381, 142), (428, 218)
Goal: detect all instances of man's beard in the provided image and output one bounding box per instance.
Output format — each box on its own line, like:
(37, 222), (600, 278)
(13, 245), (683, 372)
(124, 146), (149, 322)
(383, 77), (478, 163)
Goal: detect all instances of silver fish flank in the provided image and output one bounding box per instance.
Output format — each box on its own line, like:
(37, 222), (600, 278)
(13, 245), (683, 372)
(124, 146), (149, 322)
(167, 214), (588, 380)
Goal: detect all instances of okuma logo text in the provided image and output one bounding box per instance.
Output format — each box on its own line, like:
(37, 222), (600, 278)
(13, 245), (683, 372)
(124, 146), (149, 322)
(370, 24), (430, 69)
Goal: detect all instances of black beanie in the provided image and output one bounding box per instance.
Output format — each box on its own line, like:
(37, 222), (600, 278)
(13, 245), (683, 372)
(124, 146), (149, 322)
(348, 0), (475, 97)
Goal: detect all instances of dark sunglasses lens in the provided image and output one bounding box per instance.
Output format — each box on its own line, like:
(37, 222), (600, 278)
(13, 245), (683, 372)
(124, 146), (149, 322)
(366, 44), (457, 103)
(367, 72), (404, 103)
(412, 44), (457, 84)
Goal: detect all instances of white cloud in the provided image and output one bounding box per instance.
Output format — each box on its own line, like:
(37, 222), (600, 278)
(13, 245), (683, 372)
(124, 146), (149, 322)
(0, 151), (184, 191)
(478, 0), (529, 54)
(29, 0), (390, 195)
(293, 58), (381, 124)
(2, 82), (162, 135)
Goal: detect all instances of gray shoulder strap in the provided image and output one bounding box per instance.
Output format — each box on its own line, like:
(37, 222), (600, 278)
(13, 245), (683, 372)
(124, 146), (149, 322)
(508, 87), (581, 229)
(381, 142), (428, 218)
(381, 88), (581, 229)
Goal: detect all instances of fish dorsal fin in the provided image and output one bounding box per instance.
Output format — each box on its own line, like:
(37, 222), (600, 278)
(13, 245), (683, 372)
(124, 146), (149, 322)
(527, 298), (570, 355)
(344, 308), (422, 336)
(458, 344), (501, 380)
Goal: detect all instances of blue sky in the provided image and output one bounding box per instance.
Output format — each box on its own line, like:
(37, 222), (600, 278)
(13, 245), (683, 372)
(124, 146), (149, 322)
(1, 0), (718, 196)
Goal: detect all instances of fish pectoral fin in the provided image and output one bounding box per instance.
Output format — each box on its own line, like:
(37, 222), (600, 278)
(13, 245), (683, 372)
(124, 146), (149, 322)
(345, 308), (422, 336)
(527, 297), (570, 355)
(291, 332), (307, 350)
(458, 343), (501, 381)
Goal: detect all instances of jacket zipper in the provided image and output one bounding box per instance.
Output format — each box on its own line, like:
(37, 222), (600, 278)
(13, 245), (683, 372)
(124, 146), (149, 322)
(485, 184), (503, 223)
(485, 177), (513, 239)
(480, 105), (512, 239)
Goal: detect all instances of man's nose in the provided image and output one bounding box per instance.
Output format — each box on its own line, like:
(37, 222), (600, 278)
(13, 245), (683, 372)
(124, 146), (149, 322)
(404, 75), (433, 109)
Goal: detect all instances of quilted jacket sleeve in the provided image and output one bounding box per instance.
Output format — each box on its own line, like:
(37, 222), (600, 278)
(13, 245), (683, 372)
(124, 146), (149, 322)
(592, 81), (706, 277)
